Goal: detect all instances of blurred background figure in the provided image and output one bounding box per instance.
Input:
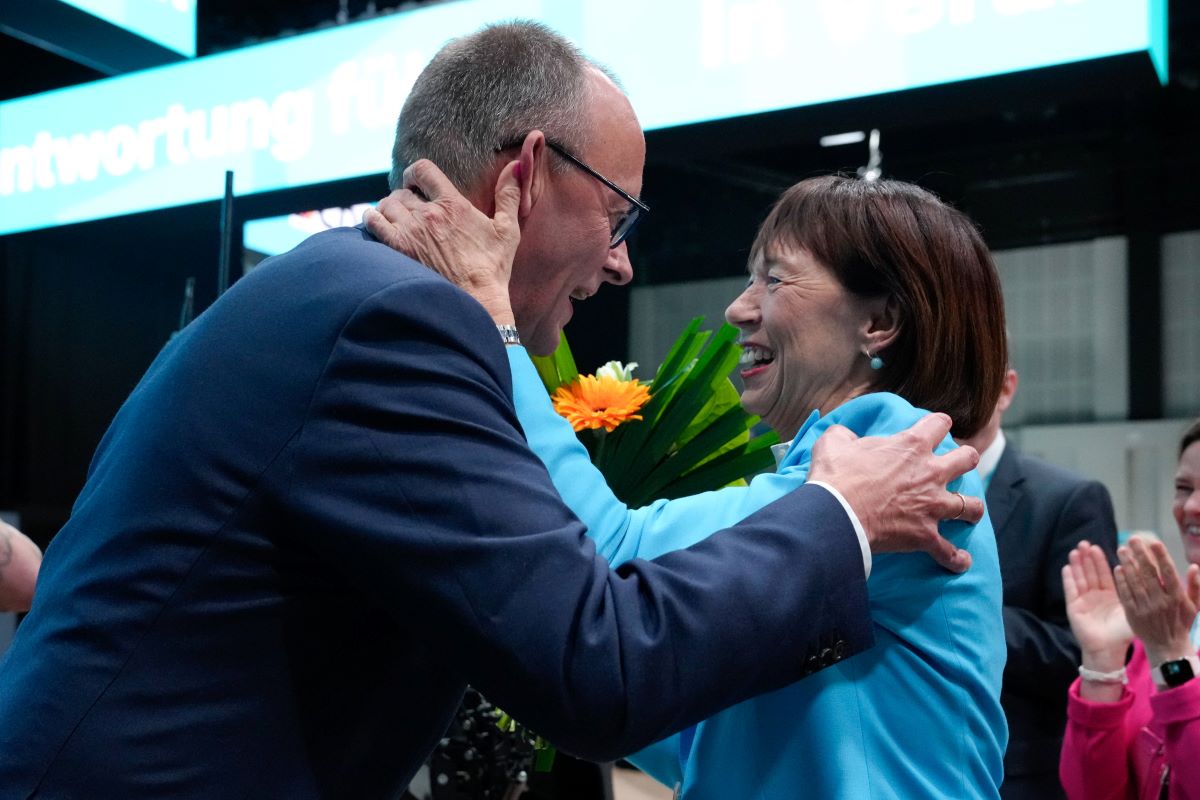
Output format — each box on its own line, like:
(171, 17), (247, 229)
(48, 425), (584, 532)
(960, 366), (1120, 799)
(1059, 418), (1200, 800)
(0, 519), (41, 613)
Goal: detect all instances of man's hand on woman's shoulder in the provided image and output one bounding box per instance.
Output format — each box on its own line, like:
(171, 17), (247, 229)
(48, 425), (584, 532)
(809, 413), (982, 573)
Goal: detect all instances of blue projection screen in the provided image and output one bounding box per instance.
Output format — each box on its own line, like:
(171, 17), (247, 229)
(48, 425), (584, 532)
(0, 0), (1166, 236)
(58, 0), (196, 57)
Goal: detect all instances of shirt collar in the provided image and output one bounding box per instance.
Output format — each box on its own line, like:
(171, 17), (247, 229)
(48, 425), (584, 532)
(977, 429), (1006, 483)
(771, 409), (822, 468)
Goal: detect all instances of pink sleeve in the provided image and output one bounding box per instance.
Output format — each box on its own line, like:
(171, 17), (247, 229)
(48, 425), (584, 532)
(1060, 676), (1136, 800)
(1151, 671), (1200, 799)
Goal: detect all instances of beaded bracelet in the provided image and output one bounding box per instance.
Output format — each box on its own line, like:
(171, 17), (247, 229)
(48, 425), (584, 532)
(1078, 665), (1128, 685)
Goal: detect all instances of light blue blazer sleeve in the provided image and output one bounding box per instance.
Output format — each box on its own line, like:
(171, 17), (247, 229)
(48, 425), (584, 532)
(508, 347), (806, 566)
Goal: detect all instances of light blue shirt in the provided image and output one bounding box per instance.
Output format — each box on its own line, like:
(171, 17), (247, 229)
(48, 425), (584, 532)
(508, 348), (1008, 799)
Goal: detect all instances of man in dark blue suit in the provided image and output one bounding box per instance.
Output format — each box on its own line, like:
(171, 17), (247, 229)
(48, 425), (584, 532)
(962, 368), (1118, 799)
(0, 22), (982, 799)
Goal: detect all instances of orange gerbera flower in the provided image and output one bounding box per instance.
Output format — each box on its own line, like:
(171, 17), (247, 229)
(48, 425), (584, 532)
(551, 374), (651, 433)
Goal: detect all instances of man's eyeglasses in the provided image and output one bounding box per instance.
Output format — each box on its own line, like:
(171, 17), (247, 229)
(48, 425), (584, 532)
(496, 138), (649, 248)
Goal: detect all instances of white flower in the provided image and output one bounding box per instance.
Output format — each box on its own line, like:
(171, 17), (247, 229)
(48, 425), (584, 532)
(595, 360), (639, 382)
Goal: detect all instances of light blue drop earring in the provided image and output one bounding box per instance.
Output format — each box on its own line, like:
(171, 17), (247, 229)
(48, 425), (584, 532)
(865, 348), (884, 370)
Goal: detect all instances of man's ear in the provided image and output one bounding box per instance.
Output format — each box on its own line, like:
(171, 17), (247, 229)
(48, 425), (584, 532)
(517, 131), (548, 221)
(862, 294), (901, 355)
(996, 368), (1018, 414)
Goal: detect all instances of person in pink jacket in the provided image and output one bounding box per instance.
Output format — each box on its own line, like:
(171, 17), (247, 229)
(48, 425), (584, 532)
(1059, 418), (1200, 799)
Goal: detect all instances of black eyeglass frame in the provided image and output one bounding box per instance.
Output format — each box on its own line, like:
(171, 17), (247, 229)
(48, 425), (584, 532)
(495, 137), (649, 248)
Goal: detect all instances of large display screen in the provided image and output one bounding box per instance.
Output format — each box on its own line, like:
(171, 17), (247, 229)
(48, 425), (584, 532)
(59, 0), (196, 57)
(0, 0), (1166, 236)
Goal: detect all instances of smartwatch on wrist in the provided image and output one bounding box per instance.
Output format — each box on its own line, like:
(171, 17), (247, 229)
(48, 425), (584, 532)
(1151, 654), (1199, 689)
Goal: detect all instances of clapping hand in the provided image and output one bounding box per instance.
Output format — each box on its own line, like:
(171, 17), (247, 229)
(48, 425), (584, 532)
(1113, 536), (1200, 669)
(1063, 540), (1133, 676)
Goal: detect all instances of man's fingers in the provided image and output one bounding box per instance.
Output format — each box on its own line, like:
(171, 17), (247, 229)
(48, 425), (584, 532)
(932, 445), (981, 488)
(402, 158), (458, 202)
(905, 412), (954, 451)
(374, 190), (409, 217)
(941, 489), (984, 525)
(375, 188), (429, 219)
(923, 532), (971, 573)
(819, 423), (860, 446)
(363, 206), (408, 249)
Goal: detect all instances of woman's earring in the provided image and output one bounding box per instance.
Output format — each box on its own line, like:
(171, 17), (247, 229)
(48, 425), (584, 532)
(865, 348), (884, 370)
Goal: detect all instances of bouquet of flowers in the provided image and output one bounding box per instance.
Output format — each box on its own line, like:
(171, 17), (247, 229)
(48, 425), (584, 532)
(531, 317), (779, 507)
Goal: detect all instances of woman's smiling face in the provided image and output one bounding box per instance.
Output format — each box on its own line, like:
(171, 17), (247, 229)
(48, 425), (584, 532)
(724, 243), (882, 440)
(1174, 439), (1200, 567)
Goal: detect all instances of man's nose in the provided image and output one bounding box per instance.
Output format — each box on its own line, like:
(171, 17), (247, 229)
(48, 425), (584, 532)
(604, 242), (634, 286)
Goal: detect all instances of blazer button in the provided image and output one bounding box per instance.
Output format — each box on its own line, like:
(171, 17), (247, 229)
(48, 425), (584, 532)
(833, 640), (847, 660)
(819, 647), (834, 666)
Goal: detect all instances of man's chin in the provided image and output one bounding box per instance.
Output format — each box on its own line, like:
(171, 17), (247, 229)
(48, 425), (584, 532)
(525, 328), (562, 357)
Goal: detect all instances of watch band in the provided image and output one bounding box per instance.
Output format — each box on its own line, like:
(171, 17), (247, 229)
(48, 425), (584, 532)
(496, 324), (521, 346)
(1151, 654), (1199, 689)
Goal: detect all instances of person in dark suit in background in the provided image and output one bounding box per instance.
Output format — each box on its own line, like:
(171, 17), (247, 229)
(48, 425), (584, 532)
(0, 21), (982, 799)
(961, 367), (1119, 798)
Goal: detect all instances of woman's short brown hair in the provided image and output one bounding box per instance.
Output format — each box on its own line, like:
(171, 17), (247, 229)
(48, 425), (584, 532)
(750, 175), (1007, 439)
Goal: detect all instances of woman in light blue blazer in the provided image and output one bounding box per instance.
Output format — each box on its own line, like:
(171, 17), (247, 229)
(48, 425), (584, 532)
(374, 173), (1009, 797)
(505, 176), (1009, 798)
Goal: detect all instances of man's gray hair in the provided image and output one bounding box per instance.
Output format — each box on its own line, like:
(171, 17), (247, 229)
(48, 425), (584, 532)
(391, 20), (612, 191)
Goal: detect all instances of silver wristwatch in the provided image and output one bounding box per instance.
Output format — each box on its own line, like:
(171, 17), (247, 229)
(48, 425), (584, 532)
(496, 324), (521, 346)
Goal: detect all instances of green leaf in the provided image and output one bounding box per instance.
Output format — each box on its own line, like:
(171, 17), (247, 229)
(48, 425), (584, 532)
(652, 434), (780, 503)
(622, 325), (741, 481)
(534, 746), (557, 772)
(648, 318), (706, 393)
(675, 375), (743, 448)
(600, 325), (710, 479)
(635, 406), (760, 500)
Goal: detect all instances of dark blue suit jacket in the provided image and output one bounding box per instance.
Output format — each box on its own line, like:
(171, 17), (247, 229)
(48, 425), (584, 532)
(989, 443), (1117, 797)
(0, 227), (871, 799)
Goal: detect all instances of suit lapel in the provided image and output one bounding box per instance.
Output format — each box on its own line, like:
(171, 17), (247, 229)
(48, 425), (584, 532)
(985, 445), (1024, 536)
